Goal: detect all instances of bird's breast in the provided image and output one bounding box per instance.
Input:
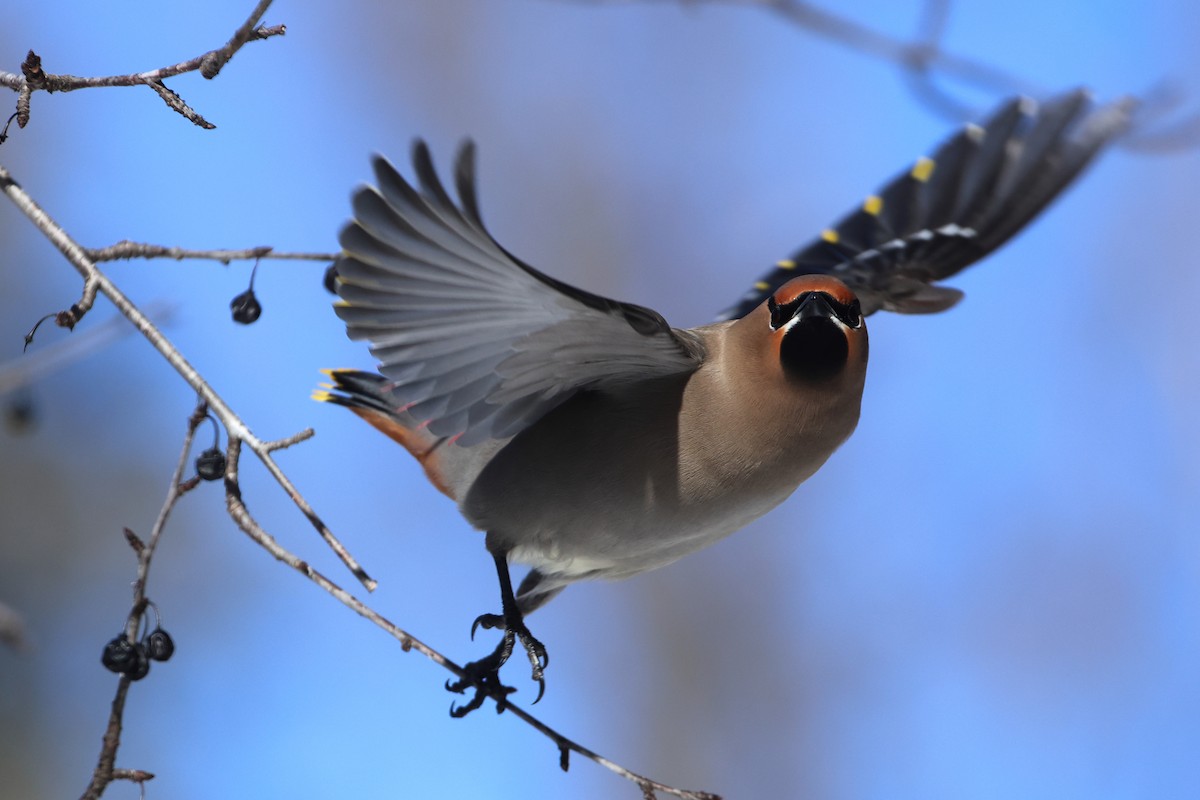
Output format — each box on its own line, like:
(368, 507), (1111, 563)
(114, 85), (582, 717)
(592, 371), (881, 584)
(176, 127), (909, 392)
(460, 358), (863, 580)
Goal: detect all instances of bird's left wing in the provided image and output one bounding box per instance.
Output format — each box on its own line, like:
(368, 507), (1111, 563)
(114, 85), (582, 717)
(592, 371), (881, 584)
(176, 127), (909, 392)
(333, 141), (704, 447)
(718, 89), (1136, 320)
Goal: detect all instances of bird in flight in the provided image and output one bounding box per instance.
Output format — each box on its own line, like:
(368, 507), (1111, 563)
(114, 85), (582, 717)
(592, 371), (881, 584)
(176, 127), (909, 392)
(316, 89), (1134, 715)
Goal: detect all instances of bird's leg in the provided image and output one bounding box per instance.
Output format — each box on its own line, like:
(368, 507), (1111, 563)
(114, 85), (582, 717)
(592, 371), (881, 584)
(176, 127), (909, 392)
(473, 548), (549, 677)
(445, 541), (549, 716)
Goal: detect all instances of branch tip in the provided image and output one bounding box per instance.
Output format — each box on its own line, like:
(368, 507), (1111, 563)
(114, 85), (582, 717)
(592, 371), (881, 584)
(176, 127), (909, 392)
(20, 51), (45, 87)
(123, 527), (146, 555)
(111, 769), (155, 783)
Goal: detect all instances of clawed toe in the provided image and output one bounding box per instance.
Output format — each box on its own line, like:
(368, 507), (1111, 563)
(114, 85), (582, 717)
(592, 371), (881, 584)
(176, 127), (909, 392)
(512, 623), (548, 682)
(470, 612), (505, 640)
(446, 657), (517, 717)
(447, 615), (551, 715)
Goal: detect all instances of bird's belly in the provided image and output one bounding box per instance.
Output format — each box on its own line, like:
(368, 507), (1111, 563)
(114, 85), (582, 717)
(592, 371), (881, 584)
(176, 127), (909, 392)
(459, 387), (837, 580)
(502, 480), (797, 579)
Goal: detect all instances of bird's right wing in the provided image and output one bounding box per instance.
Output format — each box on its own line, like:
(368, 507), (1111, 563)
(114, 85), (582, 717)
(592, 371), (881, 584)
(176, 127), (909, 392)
(718, 90), (1136, 320)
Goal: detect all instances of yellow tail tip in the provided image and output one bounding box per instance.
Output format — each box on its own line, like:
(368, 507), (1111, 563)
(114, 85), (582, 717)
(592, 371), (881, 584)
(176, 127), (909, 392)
(311, 390), (334, 403)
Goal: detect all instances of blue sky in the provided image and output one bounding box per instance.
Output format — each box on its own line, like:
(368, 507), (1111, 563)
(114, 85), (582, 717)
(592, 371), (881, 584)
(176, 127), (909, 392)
(1, 2), (1198, 799)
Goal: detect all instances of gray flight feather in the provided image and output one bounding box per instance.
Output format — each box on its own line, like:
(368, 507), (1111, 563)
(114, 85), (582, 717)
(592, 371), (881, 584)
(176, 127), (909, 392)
(334, 141), (705, 447)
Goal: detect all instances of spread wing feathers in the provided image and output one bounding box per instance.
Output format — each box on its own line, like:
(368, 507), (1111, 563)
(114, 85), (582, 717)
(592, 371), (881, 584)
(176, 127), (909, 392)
(718, 89), (1136, 320)
(334, 141), (704, 446)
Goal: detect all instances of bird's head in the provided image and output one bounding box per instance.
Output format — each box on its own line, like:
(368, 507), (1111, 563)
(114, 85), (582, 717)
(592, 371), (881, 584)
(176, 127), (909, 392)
(756, 275), (868, 384)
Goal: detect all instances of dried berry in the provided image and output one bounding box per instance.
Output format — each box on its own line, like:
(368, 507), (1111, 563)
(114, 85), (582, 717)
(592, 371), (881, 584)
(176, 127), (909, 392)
(323, 264), (339, 294)
(196, 447), (226, 481)
(145, 627), (175, 662)
(101, 635), (137, 674)
(230, 289), (262, 324)
(126, 643), (151, 681)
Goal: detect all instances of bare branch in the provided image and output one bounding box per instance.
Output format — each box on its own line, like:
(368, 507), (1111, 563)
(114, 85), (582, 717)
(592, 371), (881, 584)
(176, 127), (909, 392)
(80, 401), (207, 800)
(84, 240), (338, 265)
(146, 79), (214, 130)
(1, 302), (172, 394)
(198, 0), (282, 79)
(221, 438), (720, 800)
(898, 0), (979, 120)
(557, 0), (1039, 101)
(80, 677), (133, 800)
(0, 0), (284, 131)
(264, 428), (316, 452)
(557, 0), (1200, 149)
(0, 160), (376, 592)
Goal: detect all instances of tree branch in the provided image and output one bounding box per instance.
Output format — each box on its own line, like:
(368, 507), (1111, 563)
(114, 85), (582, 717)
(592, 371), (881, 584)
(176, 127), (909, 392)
(0, 0), (284, 133)
(79, 401), (208, 800)
(557, 0), (1200, 147)
(0, 303), (172, 397)
(84, 240), (337, 265)
(221, 437), (720, 800)
(0, 160), (376, 593)
(0, 120), (714, 799)
(557, 0), (1039, 99)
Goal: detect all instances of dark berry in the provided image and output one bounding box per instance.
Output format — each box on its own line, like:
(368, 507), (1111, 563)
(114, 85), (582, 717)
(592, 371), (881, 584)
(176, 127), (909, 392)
(145, 628), (175, 662)
(196, 447), (226, 481)
(101, 635), (137, 673)
(230, 289), (262, 324)
(126, 644), (151, 681)
(323, 264), (339, 294)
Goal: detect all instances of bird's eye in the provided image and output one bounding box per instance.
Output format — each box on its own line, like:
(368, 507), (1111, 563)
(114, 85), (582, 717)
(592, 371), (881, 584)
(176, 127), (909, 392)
(838, 298), (863, 329)
(825, 296), (862, 329)
(767, 294), (795, 330)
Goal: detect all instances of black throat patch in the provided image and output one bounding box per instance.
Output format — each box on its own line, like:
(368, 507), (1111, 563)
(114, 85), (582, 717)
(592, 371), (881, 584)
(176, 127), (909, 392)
(779, 317), (849, 381)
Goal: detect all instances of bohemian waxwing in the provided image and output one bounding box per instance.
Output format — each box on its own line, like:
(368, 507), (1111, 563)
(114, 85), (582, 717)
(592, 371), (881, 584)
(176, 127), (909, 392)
(317, 89), (1134, 713)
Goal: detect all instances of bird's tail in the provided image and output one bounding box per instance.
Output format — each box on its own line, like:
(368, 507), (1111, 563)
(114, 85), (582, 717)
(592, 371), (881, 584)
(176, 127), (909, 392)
(313, 369), (456, 497)
(313, 368), (405, 418)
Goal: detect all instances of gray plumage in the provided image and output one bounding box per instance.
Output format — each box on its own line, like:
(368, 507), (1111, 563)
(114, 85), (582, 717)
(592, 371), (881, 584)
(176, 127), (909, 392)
(335, 142), (704, 447)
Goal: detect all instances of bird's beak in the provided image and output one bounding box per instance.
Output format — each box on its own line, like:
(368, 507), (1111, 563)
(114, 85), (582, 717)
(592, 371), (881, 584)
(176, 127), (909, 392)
(795, 292), (835, 321)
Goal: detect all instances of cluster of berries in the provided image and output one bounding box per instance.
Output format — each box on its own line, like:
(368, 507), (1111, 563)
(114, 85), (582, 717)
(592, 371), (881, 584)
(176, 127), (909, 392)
(100, 605), (176, 682)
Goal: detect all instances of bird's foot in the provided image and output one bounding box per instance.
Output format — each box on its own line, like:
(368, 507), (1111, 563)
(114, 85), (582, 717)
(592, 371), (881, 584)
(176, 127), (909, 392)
(446, 611), (549, 716)
(445, 643), (519, 717)
(472, 608), (548, 685)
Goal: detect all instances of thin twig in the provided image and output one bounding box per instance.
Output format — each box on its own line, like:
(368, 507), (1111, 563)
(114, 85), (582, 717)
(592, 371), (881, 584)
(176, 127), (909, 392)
(80, 401), (207, 800)
(0, 302), (172, 395)
(264, 428), (316, 452)
(751, 0), (1040, 95)
(751, 0), (1200, 145)
(0, 0), (284, 132)
(221, 438), (720, 800)
(84, 240), (338, 265)
(0, 160), (376, 593)
(899, 0), (979, 120)
(557, 0), (1039, 98)
(557, 0), (1200, 147)
(80, 678), (133, 800)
